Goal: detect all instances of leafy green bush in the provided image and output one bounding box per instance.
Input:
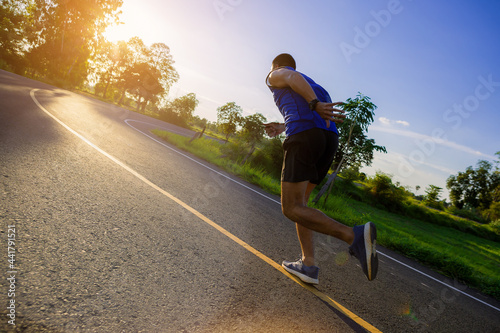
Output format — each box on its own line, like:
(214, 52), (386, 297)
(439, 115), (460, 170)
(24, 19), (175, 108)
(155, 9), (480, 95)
(249, 138), (283, 179)
(362, 172), (410, 213)
(490, 219), (500, 233)
(158, 109), (188, 128)
(482, 202), (500, 222)
(219, 140), (246, 162)
(424, 199), (445, 211)
(445, 206), (487, 223)
(327, 177), (364, 201)
(340, 166), (365, 181)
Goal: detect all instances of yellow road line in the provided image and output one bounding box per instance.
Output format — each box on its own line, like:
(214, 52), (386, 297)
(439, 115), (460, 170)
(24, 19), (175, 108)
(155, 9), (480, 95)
(31, 89), (382, 333)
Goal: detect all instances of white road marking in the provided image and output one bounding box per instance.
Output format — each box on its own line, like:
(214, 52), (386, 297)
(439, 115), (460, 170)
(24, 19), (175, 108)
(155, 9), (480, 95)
(124, 119), (282, 206)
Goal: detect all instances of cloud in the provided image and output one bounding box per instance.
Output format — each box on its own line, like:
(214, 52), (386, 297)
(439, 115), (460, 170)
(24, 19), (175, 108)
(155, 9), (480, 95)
(379, 117), (391, 125)
(366, 150), (457, 176)
(396, 120), (410, 127)
(378, 117), (410, 127)
(370, 126), (497, 160)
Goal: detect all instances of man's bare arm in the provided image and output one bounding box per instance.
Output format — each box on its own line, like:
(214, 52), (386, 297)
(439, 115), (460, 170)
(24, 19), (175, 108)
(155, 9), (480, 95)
(268, 68), (346, 125)
(263, 122), (285, 137)
(268, 68), (317, 102)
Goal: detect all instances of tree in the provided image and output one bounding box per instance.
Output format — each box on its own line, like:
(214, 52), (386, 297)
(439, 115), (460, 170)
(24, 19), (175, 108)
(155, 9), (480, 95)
(91, 40), (131, 98)
(112, 37), (178, 110)
(0, 0), (31, 72)
(25, 0), (123, 87)
(447, 159), (500, 211)
(122, 62), (163, 112)
(240, 113), (266, 147)
(167, 93), (199, 126)
(217, 102), (242, 142)
(313, 93), (386, 204)
(239, 113), (267, 164)
(333, 93), (387, 170)
(424, 185), (443, 210)
(149, 43), (179, 95)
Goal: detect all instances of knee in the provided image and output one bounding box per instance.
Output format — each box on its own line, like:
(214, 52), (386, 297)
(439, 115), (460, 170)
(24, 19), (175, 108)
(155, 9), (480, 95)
(282, 202), (302, 222)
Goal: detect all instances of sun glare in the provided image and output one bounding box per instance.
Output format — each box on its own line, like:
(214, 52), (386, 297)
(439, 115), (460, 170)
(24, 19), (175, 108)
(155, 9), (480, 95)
(103, 1), (163, 44)
(103, 22), (128, 43)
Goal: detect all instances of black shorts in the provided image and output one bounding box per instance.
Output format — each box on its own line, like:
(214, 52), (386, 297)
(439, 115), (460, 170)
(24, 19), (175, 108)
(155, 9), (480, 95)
(281, 128), (339, 185)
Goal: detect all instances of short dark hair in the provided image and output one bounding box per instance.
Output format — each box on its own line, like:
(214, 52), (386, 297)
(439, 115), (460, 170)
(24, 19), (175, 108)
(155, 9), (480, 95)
(272, 53), (296, 70)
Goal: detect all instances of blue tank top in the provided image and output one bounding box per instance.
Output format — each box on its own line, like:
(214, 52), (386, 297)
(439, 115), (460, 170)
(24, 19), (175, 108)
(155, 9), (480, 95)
(266, 67), (338, 137)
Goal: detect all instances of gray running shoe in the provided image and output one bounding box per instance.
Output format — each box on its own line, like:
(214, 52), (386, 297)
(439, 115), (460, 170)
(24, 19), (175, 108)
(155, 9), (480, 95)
(282, 259), (319, 284)
(349, 222), (378, 281)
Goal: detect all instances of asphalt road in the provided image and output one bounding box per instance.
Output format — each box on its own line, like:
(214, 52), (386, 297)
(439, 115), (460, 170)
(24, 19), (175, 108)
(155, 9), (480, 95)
(1, 69), (499, 332)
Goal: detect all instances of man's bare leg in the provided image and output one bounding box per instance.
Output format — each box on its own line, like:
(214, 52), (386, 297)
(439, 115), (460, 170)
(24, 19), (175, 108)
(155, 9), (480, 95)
(296, 224), (315, 266)
(281, 181), (354, 244)
(282, 180), (378, 281)
(296, 182), (317, 267)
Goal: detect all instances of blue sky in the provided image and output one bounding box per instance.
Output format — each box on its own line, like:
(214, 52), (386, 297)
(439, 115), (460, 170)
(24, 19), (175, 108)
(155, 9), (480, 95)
(104, 0), (500, 199)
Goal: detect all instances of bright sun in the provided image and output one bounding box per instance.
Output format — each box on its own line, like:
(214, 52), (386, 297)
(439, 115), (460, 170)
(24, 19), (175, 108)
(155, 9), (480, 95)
(103, 1), (162, 44)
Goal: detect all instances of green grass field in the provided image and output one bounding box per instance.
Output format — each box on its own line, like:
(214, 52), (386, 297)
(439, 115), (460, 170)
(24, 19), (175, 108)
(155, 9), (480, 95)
(315, 195), (500, 297)
(152, 129), (500, 299)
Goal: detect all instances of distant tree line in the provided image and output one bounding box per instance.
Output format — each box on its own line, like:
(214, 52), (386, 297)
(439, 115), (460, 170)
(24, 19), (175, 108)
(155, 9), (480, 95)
(337, 153), (500, 225)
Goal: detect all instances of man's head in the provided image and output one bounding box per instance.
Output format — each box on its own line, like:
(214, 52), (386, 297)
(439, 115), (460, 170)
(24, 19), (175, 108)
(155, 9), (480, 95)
(271, 53), (296, 70)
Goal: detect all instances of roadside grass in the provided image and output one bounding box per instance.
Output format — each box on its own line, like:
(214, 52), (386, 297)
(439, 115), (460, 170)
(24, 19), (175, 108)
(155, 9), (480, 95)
(314, 195), (500, 298)
(333, 178), (500, 242)
(152, 129), (500, 299)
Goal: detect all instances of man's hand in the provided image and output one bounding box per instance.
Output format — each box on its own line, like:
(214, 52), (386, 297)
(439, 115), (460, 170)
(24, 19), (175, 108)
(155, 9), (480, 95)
(263, 122), (285, 137)
(314, 101), (346, 128)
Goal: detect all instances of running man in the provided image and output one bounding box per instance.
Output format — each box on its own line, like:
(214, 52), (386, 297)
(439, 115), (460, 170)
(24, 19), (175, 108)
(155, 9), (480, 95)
(265, 53), (378, 284)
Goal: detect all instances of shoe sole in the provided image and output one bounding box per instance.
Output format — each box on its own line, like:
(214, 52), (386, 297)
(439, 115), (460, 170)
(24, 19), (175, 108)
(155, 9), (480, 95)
(364, 222), (378, 281)
(282, 264), (319, 284)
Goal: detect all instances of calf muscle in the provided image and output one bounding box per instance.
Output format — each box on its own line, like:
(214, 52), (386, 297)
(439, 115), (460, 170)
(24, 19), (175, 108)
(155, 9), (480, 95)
(281, 181), (354, 244)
